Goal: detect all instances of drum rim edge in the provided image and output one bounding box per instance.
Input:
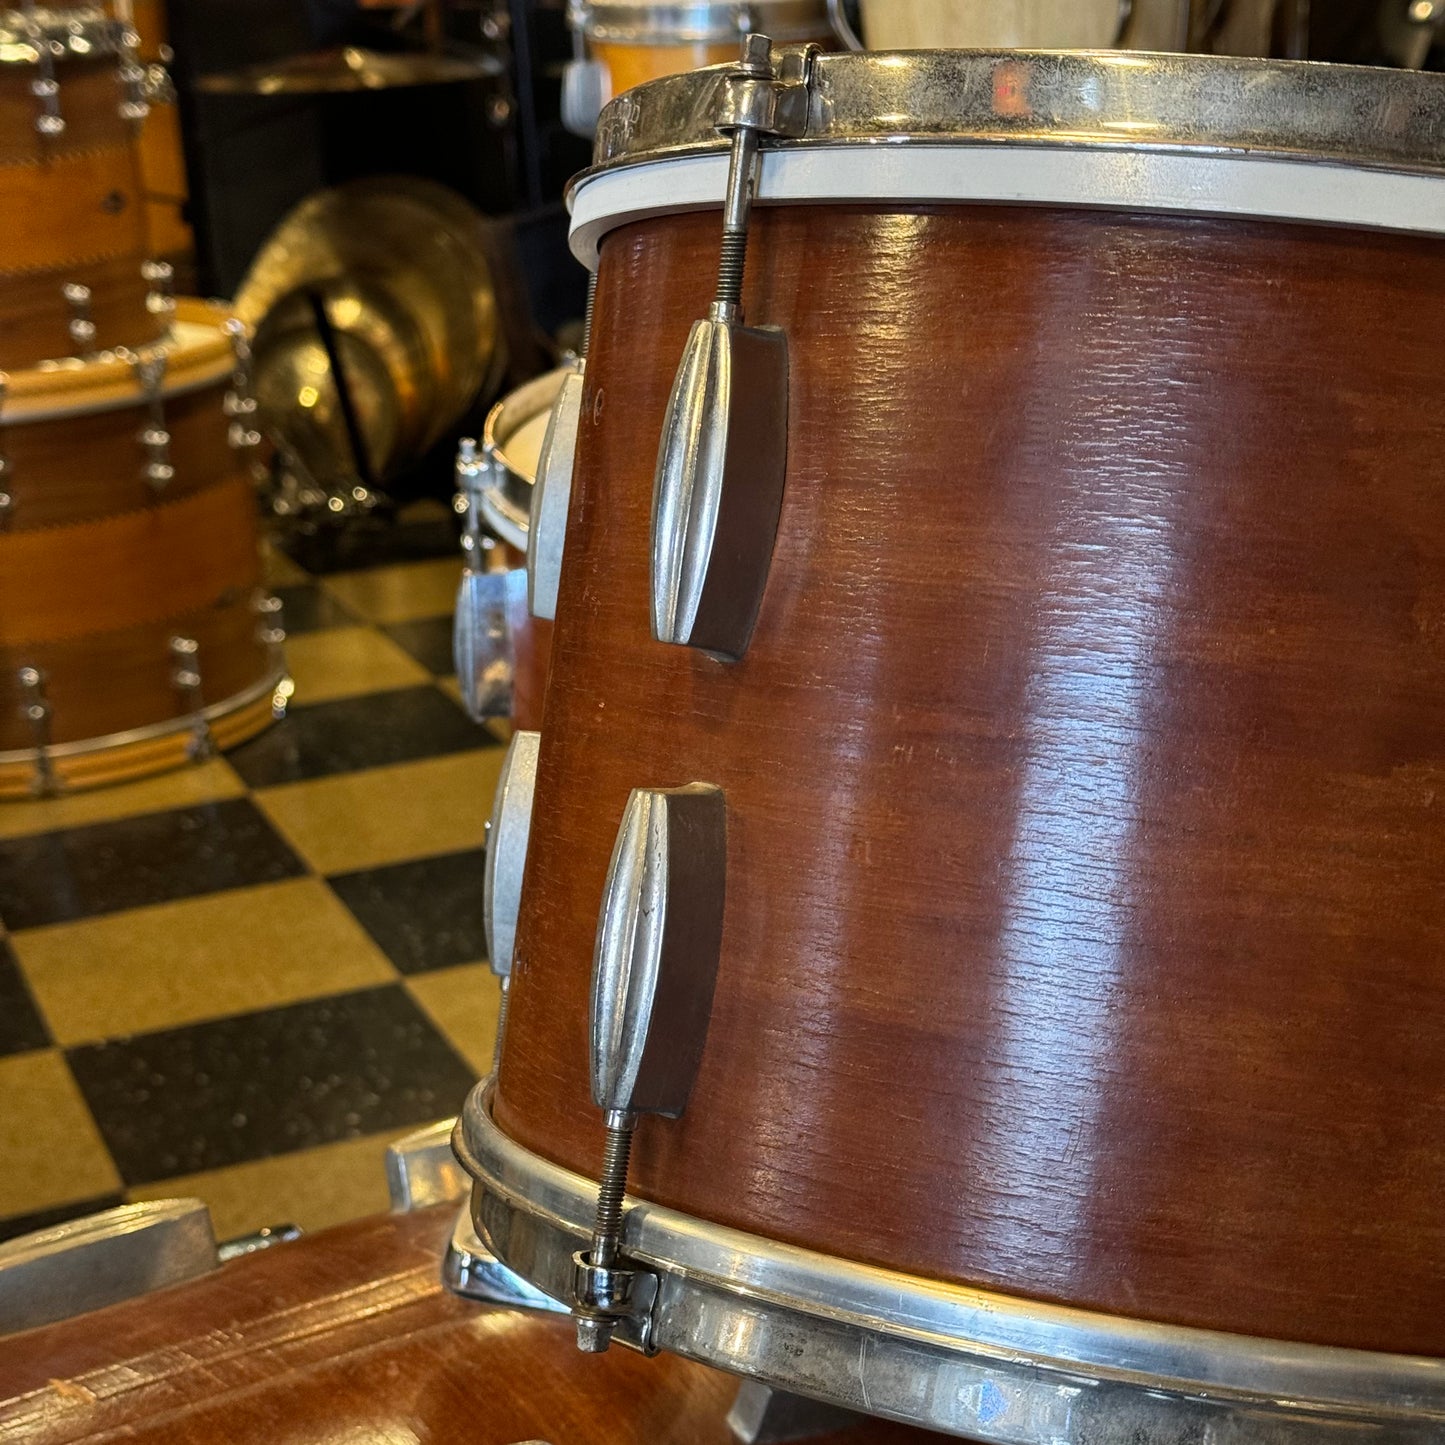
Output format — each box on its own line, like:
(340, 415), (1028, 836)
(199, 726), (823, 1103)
(581, 49), (1445, 183)
(457, 1081), (1445, 1441)
(0, 666), (286, 766)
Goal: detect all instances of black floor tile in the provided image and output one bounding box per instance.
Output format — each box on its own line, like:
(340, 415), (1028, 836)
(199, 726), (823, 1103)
(0, 1192), (126, 1245)
(382, 616), (456, 676)
(67, 986), (477, 1186)
(226, 686), (488, 789)
(0, 800), (307, 930)
(328, 849), (486, 975)
(0, 937), (49, 1055)
(271, 583), (357, 635)
(280, 514), (459, 576)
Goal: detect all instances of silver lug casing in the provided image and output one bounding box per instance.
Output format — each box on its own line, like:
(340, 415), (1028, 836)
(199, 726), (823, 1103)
(526, 360), (585, 622)
(484, 729), (542, 985)
(650, 313), (787, 660)
(591, 782), (726, 1118)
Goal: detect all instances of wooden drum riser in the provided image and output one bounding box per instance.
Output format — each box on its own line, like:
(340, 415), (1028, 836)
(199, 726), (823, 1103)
(0, 58), (167, 367)
(495, 203), (1445, 1360)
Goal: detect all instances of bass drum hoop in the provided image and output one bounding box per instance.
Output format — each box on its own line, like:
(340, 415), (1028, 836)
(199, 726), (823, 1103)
(457, 1082), (1445, 1444)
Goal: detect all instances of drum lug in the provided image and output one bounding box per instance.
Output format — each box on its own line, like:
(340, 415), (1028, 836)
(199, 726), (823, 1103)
(63, 283), (97, 358)
(527, 358), (585, 622)
(223, 319), (265, 470)
(17, 666), (58, 798)
(169, 636), (215, 761)
(483, 729), (542, 1063)
(132, 353), (174, 490)
(651, 313), (787, 658)
(650, 34), (803, 660)
(572, 1249), (660, 1355)
(115, 12), (151, 123)
(574, 783), (727, 1352)
(143, 260), (177, 333)
(23, 3), (66, 137)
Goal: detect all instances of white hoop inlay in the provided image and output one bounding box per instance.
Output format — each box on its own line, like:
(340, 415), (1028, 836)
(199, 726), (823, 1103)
(569, 145), (1445, 266)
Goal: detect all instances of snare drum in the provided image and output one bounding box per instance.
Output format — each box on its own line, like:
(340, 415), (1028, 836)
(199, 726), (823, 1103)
(0, 4), (173, 368)
(460, 47), (1445, 1443)
(0, 298), (284, 797)
(454, 371), (563, 732)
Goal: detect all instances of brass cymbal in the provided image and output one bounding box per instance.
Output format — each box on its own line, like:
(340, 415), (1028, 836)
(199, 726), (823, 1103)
(196, 46), (500, 96)
(235, 176), (501, 491)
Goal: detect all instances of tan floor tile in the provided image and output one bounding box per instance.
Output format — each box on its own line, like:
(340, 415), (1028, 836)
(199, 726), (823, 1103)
(14, 878), (397, 1046)
(0, 759), (246, 841)
(284, 626), (431, 706)
(254, 750), (502, 875)
(0, 1051), (121, 1218)
(322, 557), (463, 625)
(127, 1130), (400, 1240)
(406, 965), (501, 1076)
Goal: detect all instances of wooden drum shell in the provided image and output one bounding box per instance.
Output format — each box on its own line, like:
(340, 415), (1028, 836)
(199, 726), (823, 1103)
(0, 304), (278, 794)
(0, 57), (164, 367)
(496, 204), (1445, 1359)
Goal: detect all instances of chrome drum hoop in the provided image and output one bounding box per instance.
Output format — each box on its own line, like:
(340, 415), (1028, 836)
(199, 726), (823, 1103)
(586, 48), (1445, 178)
(456, 1082), (1445, 1444)
(573, 1), (828, 45)
(479, 367), (570, 552)
(0, 6), (123, 63)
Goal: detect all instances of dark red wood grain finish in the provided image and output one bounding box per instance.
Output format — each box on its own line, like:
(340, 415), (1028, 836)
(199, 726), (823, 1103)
(496, 204), (1445, 1357)
(0, 1206), (941, 1445)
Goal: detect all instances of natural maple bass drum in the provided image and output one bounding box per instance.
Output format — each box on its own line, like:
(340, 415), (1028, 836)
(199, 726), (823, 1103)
(457, 43), (1445, 1444)
(0, 299), (285, 797)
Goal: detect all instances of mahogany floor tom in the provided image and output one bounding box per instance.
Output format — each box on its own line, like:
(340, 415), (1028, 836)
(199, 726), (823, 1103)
(461, 46), (1445, 1444)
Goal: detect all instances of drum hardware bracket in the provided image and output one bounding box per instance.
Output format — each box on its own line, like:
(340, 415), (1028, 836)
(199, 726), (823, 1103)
(169, 636), (215, 761)
(650, 35), (808, 659)
(223, 320), (265, 478)
(574, 782), (727, 1353)
(115, 9), (151, 123)
(63, 283), (98, 359)
(132, 353), (174, 489)
(17, 666), (58, 797)
(252, 593), (288, 685)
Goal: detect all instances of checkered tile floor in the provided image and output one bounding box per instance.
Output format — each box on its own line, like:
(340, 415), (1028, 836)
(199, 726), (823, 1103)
(0, 526), (505, 1243)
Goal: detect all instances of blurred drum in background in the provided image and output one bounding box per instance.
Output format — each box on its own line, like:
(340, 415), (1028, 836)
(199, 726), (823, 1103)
(0, 299), (285, 797)
(452, 368), (564, 733)
(831, 0), (1308, 55)
(0, 2), (175, 369)
(562, 0), (832, 133)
